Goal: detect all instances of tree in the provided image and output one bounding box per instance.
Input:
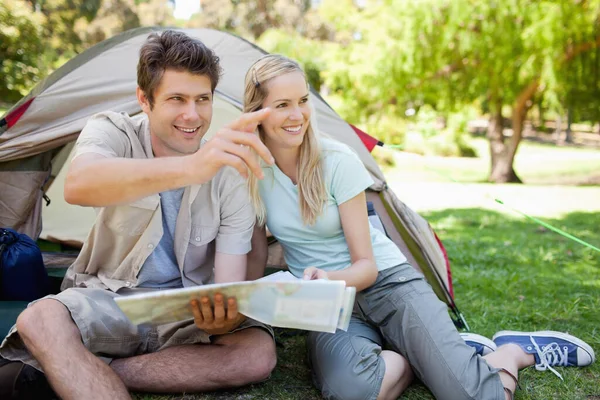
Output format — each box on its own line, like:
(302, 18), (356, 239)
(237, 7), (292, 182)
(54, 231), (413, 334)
(23, 0), (103, 59)
(561, 25), (600, 135)
(0, 1), (47, 104)
(257, 29), (329, 91)
(184, 0), (333, 94)
(186, 0), (330, 41)
(1, 0), (174, 108)
(80, 0), (174, 46)
(318, 0), (600, 182)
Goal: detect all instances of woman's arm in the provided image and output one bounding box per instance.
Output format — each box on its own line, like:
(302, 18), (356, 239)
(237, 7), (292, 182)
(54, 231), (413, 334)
(305, 191), (378, 291)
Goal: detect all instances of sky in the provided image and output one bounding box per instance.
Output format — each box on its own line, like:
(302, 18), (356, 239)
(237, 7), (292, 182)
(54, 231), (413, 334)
(173, 0), (200, 20)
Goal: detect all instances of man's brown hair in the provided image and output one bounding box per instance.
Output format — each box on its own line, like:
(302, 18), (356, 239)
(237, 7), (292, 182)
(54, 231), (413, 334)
(137, 30), (222, 108)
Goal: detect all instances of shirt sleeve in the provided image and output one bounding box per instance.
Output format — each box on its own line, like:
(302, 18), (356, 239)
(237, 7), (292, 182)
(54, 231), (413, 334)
(329, 149), (374, 205)
(215, 168), (256, 255)
(72, 115), (129, 161)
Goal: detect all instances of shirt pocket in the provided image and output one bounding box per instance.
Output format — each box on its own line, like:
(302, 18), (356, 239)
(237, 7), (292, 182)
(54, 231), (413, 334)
(189, 225), (219, 247)
(102, 195), (159, 236)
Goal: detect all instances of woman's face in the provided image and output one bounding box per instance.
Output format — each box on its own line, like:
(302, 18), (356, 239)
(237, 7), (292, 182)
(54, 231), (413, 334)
(260, 71), (311, 152)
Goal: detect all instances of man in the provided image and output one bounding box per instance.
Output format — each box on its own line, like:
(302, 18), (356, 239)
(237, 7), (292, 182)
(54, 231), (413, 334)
(0, 30), (276, 400)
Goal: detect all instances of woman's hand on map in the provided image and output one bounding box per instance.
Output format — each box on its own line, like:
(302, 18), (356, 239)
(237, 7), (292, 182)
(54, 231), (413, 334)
(303, 267), (329, 281)
(190, 293), (246, 335)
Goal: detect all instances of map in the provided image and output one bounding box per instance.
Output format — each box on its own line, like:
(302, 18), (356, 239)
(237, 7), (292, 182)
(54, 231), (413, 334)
(114, 272), (355, 333)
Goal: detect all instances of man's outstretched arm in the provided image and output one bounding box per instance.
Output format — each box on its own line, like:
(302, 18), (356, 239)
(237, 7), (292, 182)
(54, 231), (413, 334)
(65, 153), (197, 206)
(65, 109), (274, 207)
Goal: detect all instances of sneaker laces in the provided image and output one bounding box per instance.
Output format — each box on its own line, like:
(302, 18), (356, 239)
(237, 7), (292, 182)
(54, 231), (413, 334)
(529, 336), (566, 380)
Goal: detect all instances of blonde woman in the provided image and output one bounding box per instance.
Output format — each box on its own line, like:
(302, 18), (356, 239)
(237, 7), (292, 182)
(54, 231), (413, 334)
(244, 54), (594, 400)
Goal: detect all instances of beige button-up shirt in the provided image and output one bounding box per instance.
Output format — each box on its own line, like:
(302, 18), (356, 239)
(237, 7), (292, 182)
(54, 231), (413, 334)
(61, 112), (255, 292)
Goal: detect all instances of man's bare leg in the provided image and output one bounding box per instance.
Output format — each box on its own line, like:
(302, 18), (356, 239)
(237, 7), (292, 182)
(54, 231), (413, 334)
(377, 350), (413, 400)
(483, 344), (535, 400)
(111, 327), (276, 392)
(16, 299), (131, 400)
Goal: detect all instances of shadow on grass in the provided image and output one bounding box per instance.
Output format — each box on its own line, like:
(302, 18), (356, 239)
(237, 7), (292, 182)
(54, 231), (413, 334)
(136, 209), (599, 400)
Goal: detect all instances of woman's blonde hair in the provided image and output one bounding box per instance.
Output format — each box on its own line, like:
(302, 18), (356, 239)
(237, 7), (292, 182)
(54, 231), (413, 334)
(244, 54), (327, 226)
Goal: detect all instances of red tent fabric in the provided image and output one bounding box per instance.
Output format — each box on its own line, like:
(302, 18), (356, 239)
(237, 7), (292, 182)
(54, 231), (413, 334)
(350, 124), (383, 153)
(2, 98), (35, 130)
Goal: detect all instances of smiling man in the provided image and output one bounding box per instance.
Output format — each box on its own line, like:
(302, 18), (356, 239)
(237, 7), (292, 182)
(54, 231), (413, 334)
(0, 30), (276, 400)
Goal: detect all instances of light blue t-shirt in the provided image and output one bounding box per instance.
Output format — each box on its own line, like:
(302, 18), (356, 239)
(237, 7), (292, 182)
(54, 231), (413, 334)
(259, 138), (407, 278)
(136, 188), (185, 288)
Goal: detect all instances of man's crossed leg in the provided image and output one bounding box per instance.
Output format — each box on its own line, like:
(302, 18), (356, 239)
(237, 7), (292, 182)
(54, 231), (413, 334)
(1, 288), (276, 400)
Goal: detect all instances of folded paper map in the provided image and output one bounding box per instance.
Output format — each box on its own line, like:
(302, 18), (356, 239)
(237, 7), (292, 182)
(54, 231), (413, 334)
(114, 271), (355, 333)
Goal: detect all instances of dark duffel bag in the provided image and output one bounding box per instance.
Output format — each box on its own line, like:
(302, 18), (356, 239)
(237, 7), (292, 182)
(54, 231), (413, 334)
(0, 228), (49, 301)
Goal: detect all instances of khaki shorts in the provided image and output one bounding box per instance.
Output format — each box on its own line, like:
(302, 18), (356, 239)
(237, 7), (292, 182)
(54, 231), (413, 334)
(0, 287), (274, 372)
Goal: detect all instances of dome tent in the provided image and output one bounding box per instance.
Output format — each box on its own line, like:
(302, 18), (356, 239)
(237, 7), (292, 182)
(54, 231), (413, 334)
(0, 27), (467, 330)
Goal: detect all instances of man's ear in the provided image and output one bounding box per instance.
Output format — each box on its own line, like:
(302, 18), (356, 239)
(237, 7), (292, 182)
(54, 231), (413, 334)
(137, 87), (151, 113)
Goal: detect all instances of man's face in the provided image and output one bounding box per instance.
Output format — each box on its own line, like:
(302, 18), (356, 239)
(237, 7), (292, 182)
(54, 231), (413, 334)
(137, 69), (214, 157)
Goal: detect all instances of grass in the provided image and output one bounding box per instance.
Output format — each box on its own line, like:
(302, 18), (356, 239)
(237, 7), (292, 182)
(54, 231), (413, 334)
(383, 181), (600, 219)
(382, 137), (600, 185)
(424, 209), (600, 400)
(132, 209), (599, 400)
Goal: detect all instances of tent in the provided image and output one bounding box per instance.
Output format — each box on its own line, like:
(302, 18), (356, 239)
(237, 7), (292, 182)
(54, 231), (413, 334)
(0, 27), (467, 335)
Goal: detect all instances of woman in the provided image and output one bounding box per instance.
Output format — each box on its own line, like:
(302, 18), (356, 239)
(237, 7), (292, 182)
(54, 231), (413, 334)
(243, 54), (594, 400)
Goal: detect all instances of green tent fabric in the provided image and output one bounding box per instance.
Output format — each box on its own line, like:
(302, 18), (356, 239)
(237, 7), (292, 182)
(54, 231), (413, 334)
(0, 302), (28, 339)
(0, 266), (67, 339)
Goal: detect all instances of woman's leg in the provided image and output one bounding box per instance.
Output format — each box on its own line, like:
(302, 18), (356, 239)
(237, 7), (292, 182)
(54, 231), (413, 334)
(307, 316), (412, 400)
(379, 350), (413, 400)
(482, 344), (534, 399)
(361, 264), (506, 400)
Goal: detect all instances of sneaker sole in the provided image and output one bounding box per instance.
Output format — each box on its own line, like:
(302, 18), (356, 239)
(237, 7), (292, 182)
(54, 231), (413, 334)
(493, 330), (596, 362)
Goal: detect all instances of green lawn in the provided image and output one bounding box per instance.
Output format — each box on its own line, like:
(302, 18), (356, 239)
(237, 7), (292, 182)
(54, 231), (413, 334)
(383, 137), (600, 185)
(133, 208), (599, 400)
(422, 209), (600, 400)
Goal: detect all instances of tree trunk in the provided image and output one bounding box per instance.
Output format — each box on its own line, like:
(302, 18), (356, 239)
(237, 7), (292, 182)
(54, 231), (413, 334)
(487, 100), (522, 183)
(538, 101), (545, 131)
(488, 116), (522, 183)
(565, 108), (573, 143)
(554, 114), (563, 143)
(488, 81), (539, 183)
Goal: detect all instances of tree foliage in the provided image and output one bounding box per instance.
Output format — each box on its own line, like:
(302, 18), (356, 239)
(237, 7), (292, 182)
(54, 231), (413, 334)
(185, 0), (330, 40)
(4, 0), (599, 183)
(0, 1), (47, 103)
(257, 29), (329, 91)
(0, 0), (173, 108)
(24, 0), (104, 58)
(315, 0), (600, 182)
